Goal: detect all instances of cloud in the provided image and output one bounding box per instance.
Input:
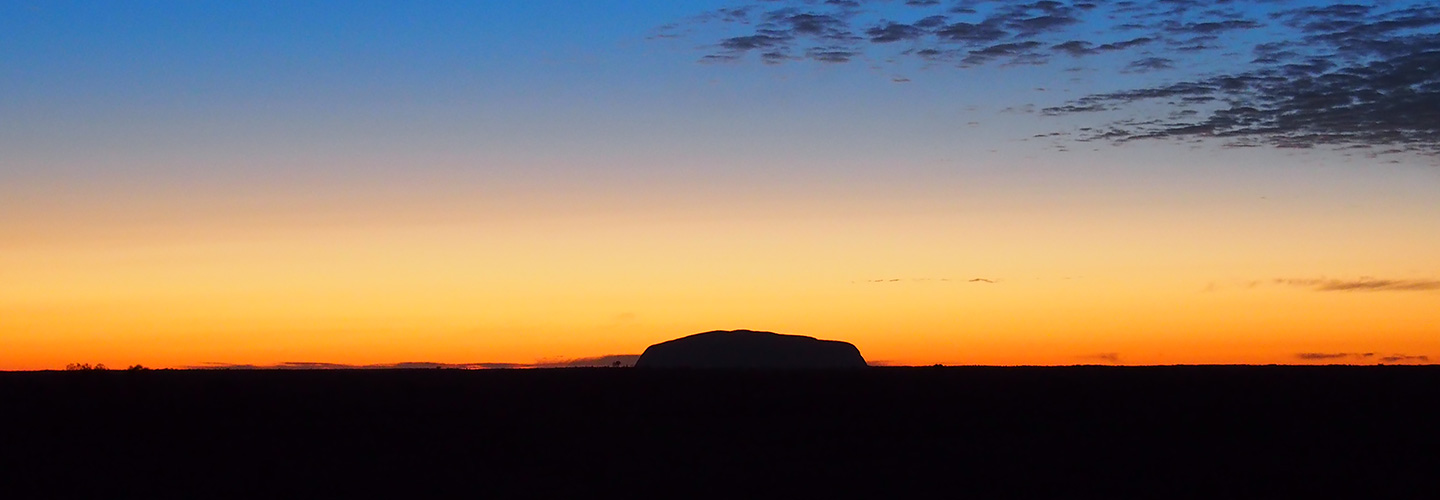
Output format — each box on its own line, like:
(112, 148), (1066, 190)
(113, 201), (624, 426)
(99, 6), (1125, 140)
(663, 0), (1440, 155)
(1296, 352), (1375, 361)
(671, 1), (1198, 67)
(1095, 37), (1154, 51)
(1275, 278), (1440, 292)
(867, 22), (925, 43)
(1297, 352), (1431, 364)
(963, 41), (1045, 65)
(1051, 40), (1093, 56)
(1050, 3), (1440, 154)
(1124, 57), (1174, 72)
(276, 361), (352, 369)
(933, 20), (1010, 44)
(721, 35), (786, 51)
(776, 12), (855, 40)
(1380, 354), (1430, 363)
(697, 7), (861, 62)
(806, 46), (859, 63)
(1079, 352), (1121, 364)
(1160, 19), (1263, 35)
(1008, 14), (1081, 37)
(676, 0), (1107, 67)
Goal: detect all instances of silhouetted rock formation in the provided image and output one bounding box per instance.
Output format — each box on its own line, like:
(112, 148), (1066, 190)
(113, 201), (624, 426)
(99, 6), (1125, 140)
(635, 330), (867, 369)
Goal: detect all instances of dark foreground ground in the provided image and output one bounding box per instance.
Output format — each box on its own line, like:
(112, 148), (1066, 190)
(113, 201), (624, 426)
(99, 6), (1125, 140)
(2, 366), (1437, 497)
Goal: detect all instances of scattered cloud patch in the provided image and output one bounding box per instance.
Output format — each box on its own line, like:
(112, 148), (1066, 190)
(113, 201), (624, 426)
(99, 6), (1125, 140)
(671, 0), (1168, 68)
(662, 0), (1440, 156)
(1049, 2), (1440, 154)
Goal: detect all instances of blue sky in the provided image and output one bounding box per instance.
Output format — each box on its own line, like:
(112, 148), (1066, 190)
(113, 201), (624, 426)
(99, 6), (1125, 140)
(9, 0), (1436, 189)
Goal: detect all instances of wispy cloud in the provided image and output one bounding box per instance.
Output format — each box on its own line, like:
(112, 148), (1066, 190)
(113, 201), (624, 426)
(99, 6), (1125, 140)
(1275, 278), (1440, 293)
(1296, 352), (1374, 361)
(1380, 354), (1431, 363)
(1295, 352), (1431, 364)
(1123, 56), (1174, 73)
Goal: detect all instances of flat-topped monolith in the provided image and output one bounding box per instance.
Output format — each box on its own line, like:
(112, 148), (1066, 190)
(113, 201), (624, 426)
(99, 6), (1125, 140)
(634, 330), (867, 369)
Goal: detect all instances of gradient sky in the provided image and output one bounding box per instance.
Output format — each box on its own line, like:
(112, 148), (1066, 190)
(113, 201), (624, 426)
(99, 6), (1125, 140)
(3, 0), (1437, 370)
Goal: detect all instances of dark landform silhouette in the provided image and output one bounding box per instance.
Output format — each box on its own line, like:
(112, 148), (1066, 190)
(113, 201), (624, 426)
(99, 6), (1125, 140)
(2, 366), (1437, 497)
(635, 329), (867, 368)
(186, 354), (642, 370)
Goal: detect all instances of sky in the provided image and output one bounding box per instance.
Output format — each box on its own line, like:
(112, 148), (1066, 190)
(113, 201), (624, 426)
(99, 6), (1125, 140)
(2, 0), (1437, 370)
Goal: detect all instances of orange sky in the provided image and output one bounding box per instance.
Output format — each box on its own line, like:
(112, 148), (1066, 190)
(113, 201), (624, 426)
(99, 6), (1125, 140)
(4, 161), (1437, 370)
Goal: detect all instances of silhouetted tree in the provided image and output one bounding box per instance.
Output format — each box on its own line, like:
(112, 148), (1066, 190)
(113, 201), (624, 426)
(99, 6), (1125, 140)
(65, 363), (108, 371)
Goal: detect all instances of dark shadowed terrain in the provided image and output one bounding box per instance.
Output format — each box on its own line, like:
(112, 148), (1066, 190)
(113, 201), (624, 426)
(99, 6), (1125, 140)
(1, 367), (1436, 497)
(635, 329), (867, 368)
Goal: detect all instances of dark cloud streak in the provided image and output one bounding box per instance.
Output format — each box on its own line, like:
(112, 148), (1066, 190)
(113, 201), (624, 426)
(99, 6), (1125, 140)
(1296, 352), (1431, 364)
(1296, 352), (1374, 361)
(1276, 278), (1440, 293)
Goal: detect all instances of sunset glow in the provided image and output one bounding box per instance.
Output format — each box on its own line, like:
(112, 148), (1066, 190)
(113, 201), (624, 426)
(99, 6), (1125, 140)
(3, 0), (1437, 369)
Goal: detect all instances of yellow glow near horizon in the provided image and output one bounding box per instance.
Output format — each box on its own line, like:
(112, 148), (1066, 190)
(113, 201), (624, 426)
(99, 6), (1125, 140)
(3, 188), (1437, 370)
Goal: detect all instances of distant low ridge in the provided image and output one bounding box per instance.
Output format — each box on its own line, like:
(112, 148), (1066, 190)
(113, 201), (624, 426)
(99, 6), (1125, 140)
(635, 330), (867, 369)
